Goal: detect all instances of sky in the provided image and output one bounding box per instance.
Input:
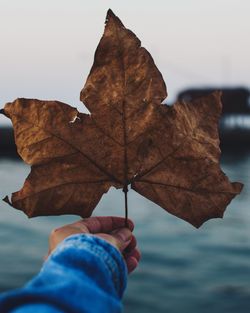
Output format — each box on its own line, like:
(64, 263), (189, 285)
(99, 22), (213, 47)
(0, 0), (249, 125)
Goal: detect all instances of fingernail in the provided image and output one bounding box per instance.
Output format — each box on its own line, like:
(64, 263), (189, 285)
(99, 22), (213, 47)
(116, 227), (132, 242)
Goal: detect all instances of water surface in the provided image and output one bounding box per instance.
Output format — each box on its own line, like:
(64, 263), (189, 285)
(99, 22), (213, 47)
(0, 151), (249, 313)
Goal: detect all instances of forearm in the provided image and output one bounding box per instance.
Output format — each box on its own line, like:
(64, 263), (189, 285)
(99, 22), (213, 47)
(0, 234), (127, 313)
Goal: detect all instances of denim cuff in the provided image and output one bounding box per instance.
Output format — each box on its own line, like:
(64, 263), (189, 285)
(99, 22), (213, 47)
(49, 234), (127, 298)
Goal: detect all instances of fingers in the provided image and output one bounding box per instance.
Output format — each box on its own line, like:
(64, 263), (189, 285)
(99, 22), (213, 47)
(124, 248), (141, 273)
(77, 216), (134, 234)
(110, 227), (133, 251)
(96, 228), (132, 251)
(123, 236), (140, 273)
(47, 216), (140, 273)
(126, 257), (138, 274)
(124, 235), (137, 254)
(126, 248), (141, 261)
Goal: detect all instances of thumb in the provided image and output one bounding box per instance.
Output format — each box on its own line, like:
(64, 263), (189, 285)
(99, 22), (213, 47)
(111, 228), (132, 252)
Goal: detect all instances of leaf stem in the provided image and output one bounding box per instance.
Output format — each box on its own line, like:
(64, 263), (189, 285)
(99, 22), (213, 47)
(123, 185), (128, 227)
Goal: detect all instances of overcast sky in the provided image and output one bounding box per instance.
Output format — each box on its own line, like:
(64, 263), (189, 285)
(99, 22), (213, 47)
(0, 0), (249, 125)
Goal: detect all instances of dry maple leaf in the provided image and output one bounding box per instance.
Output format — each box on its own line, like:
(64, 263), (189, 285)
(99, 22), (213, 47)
(1, 10), (243, 228)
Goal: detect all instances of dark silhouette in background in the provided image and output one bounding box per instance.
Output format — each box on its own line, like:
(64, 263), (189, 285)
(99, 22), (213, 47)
(177, 87), (250, 146)
(0, 127), (18, 158)
(178, 87), (250, 114)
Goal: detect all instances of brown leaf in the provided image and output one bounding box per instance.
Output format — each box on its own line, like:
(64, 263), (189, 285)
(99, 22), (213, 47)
(1, 10), (243, 227)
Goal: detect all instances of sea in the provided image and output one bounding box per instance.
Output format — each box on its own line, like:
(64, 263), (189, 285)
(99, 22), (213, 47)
(0, 150), (250, 313)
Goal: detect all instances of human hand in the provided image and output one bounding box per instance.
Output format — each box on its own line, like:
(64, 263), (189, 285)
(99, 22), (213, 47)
(48, 216), (141, 273)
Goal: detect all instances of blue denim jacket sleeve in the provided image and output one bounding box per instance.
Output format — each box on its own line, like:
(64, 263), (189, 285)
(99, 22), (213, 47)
(0, 234), (127, 313)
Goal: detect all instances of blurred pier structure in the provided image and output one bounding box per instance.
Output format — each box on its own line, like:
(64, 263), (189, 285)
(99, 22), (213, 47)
(177, 87), (250, 147)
